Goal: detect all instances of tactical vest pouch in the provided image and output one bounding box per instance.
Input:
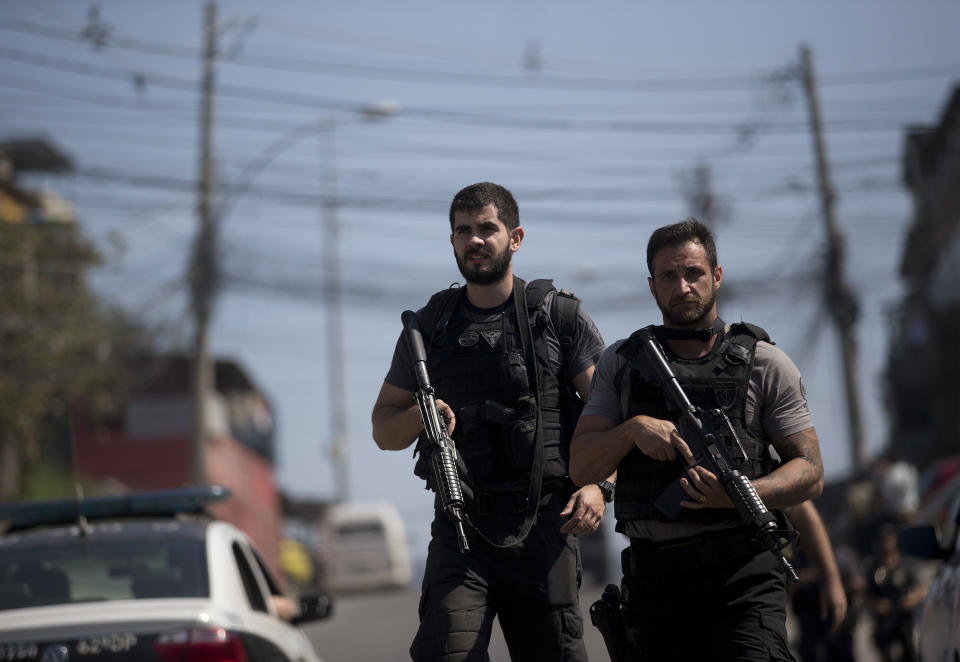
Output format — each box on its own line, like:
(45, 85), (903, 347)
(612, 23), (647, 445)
(455, 405), (495, 484)
(503, 417), (537, 482)
(500, 350), (529, 403)
(459, 397), (537, 483)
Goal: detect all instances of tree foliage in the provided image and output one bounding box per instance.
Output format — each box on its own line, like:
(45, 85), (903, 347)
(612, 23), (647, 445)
(0, 221), (154, 500)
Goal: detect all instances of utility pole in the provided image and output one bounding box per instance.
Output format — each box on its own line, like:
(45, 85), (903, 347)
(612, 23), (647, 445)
(190, 1), (217, 486)
(320, 118), (350, 502)
(684, 161), (719, 227)
(681, 159), (731, 229)
(799, 44), (867, 473)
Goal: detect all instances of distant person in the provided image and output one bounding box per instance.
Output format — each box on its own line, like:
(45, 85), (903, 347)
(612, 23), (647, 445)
(866, 522), (926, 662)
(788, 500), (865, 662)
(570, 218), (824, 661)
(372, 182), (610, 661)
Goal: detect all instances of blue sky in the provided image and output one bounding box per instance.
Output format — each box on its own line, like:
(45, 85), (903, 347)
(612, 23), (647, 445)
(2, 0), (958, 554)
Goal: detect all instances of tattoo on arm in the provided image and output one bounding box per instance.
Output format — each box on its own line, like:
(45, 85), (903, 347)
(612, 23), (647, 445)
(757, 427), (824, 509)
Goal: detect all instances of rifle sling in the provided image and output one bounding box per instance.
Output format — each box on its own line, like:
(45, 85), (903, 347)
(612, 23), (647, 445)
(463, 275), (545, 549)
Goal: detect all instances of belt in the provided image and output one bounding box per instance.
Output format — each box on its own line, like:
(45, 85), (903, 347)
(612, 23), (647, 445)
(470, 485), (570, 516)
(627, 526), (759, 573)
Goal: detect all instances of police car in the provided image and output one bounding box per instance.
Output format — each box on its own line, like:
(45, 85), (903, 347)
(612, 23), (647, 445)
(0, 486), (332, 662)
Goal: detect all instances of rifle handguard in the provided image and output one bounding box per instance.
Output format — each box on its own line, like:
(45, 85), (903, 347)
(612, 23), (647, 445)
(430, 444), (470, 553)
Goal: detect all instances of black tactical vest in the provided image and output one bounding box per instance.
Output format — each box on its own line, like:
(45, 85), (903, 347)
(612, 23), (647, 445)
(415, 279), (576, 498)
(613, 321), (776, 526)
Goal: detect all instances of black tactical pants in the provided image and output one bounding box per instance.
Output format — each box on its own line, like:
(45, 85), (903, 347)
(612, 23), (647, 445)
(622, 529), (796, 661)
(410, 507), (588, 662)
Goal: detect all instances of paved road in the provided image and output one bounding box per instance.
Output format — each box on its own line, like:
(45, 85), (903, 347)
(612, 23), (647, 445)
(304, 582), (884, 662)
(304, 582), (610, 662)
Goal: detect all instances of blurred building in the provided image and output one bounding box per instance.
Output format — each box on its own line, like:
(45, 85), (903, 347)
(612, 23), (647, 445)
(0, 137), (75, 225)
(2, 138), (290, 573)
(885, 84), (960, 472)
(0, 137), (83, 299)
(70, 353), (284, 572)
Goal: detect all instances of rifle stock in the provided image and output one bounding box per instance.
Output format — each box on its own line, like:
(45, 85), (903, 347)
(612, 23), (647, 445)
(401, 310), (470, 554)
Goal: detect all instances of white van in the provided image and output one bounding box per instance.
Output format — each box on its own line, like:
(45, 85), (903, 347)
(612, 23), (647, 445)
(321, 501), (412, 592)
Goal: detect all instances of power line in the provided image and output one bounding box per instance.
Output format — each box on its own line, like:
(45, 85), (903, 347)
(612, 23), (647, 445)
(0, 86), (934, 135)
(1, 84), (936, 121)
(0, 16), (198, 57)
(0, 46), (940, 135)
(0, 72), (362, 134)
(2, 17), (957, 91)
(73, 160), (908, 206)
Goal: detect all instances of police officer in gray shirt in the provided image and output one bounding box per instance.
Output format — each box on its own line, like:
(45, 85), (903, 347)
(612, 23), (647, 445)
(570, 218), (824, 661)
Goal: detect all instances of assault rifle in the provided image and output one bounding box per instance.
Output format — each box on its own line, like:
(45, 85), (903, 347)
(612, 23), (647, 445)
(637, 327), (799, 582)
(401, 310), (470, 554)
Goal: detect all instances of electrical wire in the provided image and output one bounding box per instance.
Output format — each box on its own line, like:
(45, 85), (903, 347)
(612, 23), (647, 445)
(2, 17), (957, 91)
(0, 46), (938, 135)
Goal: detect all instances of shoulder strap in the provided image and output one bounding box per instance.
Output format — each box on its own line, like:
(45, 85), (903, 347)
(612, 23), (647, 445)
(525, 278), (582, 364)
(523, 277), (554, 309)
(617, 327), (650, 361)
(716, 322), (770, 370)
(729, 321), (772, 344)
(416, 284), (463, 350)
(551, 288), (582, 364)
(615, 325), (658, 420)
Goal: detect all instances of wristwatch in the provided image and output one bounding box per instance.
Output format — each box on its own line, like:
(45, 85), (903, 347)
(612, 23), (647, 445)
(596, 480), (615, 503)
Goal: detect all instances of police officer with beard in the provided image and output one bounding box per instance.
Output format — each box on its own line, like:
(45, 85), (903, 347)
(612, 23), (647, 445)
(570, 219), (824, 661)
(372, 182), (610, 662)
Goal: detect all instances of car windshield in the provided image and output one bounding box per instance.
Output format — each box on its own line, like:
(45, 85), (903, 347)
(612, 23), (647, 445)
(0, 536), (208, 610)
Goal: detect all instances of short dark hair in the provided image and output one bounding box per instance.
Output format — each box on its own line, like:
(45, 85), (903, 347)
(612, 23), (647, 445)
(646, 218), (718, 276)
(448, 182), (519, 232)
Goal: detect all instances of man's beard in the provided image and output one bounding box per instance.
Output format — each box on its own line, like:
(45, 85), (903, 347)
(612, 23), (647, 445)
(455, 245), (512, 285)
(655, 287), (717, 327)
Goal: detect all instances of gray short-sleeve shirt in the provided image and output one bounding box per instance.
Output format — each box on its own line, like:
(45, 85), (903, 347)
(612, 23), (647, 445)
(582, 338), (813, 441)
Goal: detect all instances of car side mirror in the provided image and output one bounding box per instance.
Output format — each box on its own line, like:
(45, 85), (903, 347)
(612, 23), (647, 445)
(291, 592), (334, 625)
(898, 525), (951, 561)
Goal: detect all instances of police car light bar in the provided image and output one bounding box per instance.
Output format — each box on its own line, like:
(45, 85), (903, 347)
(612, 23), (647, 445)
(0, 485), (232, 531)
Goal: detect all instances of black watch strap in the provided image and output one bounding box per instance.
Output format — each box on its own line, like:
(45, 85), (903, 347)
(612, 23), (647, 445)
(596, 480), (615, 503)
